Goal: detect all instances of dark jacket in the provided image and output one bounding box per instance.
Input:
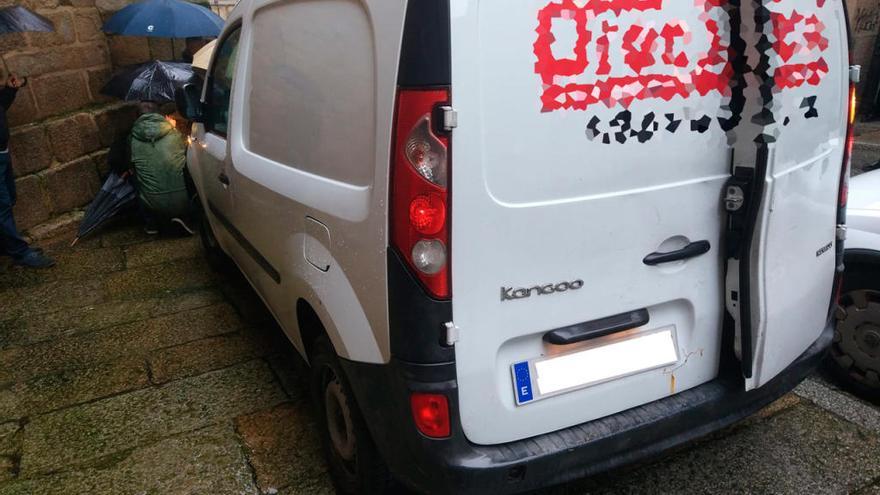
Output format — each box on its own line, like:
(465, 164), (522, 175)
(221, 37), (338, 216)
(0, 87), (18, 151)
(130, 113), (189, 219)
(107, 132), (132, 175)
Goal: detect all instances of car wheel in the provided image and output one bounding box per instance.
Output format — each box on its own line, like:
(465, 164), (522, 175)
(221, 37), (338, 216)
(195, 199), (231, 272)
(829, 264), (880, 400)
(309, 336), (392, 495)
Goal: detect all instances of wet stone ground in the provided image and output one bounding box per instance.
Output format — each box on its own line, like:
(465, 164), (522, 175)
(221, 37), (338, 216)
(0, 220), (879, 494)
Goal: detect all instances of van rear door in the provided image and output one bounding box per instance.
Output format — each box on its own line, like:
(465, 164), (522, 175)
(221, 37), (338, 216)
(731, 0), (848, 390)
(450, 0), (736, 445)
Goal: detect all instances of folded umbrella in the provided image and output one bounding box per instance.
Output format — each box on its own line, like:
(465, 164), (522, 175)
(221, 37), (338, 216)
(102, 0), (223, 38)
(71, 172), (137, 246)
(101, 60), (199, 103)
(0, 5), (54, 34)
(191, 38), (216, 71)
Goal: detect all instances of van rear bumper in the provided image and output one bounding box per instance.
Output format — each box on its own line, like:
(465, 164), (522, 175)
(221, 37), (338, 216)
(341, 321), (833, 495)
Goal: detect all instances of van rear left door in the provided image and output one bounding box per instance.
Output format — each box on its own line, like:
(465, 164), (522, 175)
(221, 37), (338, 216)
(449, 0), (736, 445)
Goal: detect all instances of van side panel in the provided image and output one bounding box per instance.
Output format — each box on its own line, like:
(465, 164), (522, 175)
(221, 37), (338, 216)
(224, 0), (408, 363)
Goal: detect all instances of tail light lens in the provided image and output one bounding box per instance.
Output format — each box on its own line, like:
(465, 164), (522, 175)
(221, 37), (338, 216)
(409, 194), (446, 235)
(405, 117), (448, 187)
(391, 88), (451, 299)
(410, 393), (451, 438)
(839, 85), (856, 209)
(832, 83), (857, 309)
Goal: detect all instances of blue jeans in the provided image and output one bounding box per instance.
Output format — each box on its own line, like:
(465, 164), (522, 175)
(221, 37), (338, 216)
(0, 152), (30, 258)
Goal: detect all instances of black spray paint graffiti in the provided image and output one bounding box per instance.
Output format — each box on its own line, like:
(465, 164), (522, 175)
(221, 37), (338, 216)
(753, 0), (777, 147)
(581, 0), (827, 146)
(584, 96), (818, 145)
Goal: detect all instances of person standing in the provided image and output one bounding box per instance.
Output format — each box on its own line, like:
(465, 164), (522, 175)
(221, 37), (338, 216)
(0, 74), (55, 268)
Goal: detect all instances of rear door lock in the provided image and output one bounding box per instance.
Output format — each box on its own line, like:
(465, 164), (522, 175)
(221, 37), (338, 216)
(724, 185), (745, 212)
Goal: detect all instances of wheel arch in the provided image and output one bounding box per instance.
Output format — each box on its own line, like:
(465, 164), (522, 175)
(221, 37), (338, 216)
(844, 248), (880, 292)
(845, 248), (880, 266)
(296, 298), (328, 364)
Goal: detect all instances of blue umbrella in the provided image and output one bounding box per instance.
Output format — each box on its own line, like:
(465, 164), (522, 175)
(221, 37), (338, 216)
(102, 0), (223, 38)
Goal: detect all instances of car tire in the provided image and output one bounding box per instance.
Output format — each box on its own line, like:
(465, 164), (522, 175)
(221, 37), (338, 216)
(828, 260), (880, 401)
(309, 336), (393, 495)
(195, 198), (231, 273)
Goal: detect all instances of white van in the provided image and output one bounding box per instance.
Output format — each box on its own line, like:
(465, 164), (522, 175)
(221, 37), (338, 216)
(176, 0), (855, 492)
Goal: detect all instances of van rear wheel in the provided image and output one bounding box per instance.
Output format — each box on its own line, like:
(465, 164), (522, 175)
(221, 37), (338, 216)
(310, 337), (392, 494)
(829, 262), (880, 401)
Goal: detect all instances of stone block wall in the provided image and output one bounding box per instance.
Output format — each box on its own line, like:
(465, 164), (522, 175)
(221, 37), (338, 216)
(1, 0), (185, 238)
(848, 0), (880, 96)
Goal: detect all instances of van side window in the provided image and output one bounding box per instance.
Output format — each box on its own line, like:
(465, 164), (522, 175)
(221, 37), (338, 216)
(206, 27), (242, 137)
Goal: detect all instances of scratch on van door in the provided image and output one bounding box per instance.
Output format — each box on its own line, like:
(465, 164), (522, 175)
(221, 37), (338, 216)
(665, 348), (704, 375)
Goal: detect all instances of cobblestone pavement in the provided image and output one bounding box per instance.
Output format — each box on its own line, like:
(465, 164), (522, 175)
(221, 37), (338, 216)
(0, 218), (879, 495)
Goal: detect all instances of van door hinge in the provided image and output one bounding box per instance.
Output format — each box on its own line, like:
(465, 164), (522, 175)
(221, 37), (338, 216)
(851, 65), (862, 84)
(440, 106), (457, 132)
(444, 321), (459, 346)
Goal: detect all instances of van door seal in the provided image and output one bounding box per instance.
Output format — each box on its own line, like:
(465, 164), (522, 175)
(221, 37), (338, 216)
(723, 0), (777, 380)
(733, 147), (769, 379)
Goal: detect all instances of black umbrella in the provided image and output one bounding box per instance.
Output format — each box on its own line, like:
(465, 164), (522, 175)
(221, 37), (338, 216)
(0, 6), (54, 34)
(100, 60), (198, 103)
(71, 172), (137, 246)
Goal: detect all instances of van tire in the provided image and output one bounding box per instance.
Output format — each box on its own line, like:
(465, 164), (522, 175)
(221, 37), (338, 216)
(309, 336), (393, 494)
(828, 260), (880, 401)
(195, 199), (231, 273)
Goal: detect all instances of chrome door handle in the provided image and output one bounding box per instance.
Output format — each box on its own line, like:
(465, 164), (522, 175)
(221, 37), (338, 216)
(218, 172), (230, 186)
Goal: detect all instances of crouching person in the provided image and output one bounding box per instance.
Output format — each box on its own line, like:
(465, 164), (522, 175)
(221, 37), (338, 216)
(130, 101), (193, 235)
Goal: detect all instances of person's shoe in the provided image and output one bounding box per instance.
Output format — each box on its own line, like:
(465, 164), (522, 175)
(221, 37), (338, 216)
(13, 250), (56, 269)
(144, 226), (159, 235)
(0, 247), (40, 257)
(171, 217), (195, 236)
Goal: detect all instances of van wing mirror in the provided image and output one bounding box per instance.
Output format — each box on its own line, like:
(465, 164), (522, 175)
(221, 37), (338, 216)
(175, 83), (205, 122)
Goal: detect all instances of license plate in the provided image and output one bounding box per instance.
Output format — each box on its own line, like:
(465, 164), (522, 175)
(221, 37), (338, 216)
(511, 327), (679, 406)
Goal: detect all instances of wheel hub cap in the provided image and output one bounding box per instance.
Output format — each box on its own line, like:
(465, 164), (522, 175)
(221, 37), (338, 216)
(324, 379), (356, 462)
(833, 289), (880, 388)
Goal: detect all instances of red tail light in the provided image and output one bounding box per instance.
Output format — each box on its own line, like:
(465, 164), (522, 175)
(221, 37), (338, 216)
(831, 82), (856, 310)
(391, 88), (452, 299)
(839, 85), (856, 208)
(410, 392), (451, 438)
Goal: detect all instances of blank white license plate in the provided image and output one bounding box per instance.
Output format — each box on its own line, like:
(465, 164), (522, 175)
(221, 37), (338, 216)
(511, 327), (679, 406)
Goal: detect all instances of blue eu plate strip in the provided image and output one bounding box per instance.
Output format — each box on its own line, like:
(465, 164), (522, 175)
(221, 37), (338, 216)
(513, 361), (534, 404)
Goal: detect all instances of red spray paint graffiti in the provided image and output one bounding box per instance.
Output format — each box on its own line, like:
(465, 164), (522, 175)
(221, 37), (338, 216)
(534, 0), (731, 112)
(771, 10), (829, 89)
(534, 0), (830, 112)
